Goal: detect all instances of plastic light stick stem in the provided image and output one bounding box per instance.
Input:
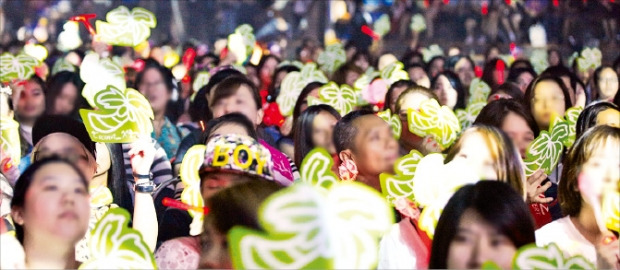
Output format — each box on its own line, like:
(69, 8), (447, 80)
(162, 197), (209, 215)
(70, 14), (97, 36)
(361, 25), (380, 40)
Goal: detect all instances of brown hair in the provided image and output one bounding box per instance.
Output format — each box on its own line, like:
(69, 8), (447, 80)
(445, 125), (526, 198)
(210, 75), (261, 110)
(394, 85), (438, 116)
(559, 125), (620, 216)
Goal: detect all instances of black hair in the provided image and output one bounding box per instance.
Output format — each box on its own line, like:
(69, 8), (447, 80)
(405, 62), (427, 72)
(474, 98), (540, 137)
(426, 56), (446, 75)
(32, 114), (96, 158)
(204, 112), (258, 143)
(210, 75), (261, 111)
(510, 59), (535, 71)
(293, 104), (341, 167)
(135, 58), (176, 94)
(44, 71), (86, 118)
(429, 181), (536, 269)
(401, 50), (425, 67)
(431, 70), (466, 109)
(333, 110), (375, 153)
(446, 55), (475, 71)
(267, 65), (300, 102)
(383, 80), (416, 112)
(292, 81), (326, 120)
(575, 101), (619, 140)
(489, 82), (525, 103)
(507, 67), (537, 85)
(523, 75), (574, 118)
(190, 68), (243, 123)
(11, 156), (88, 243)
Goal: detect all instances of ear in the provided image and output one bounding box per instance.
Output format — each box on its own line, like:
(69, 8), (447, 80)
(11, 207), (24, 226)
(339, 150), (353, 163)
(256, 109), (264, 126)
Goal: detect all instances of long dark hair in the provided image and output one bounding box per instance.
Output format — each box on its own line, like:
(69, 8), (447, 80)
(383, 80), (416, 112)
(523, 75), (574, 119)
(44, 71), (86, 118)
(292, 81), (325, 120)
(293, 104), (341, 167)
(11, 156), (88, 243)
(267, 65), (300, 102)
(106, 143), (133, 212)
(429, 181), (536, 269)
(474, 98), (540, 138)
(481, 58), (507, 90)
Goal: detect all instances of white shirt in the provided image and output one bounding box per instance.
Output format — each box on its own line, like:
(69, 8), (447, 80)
(378, 218), (429, 269)
(535, 216), (596, 265)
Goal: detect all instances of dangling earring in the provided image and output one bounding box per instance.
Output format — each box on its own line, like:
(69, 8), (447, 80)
(338, 159), (358, 181)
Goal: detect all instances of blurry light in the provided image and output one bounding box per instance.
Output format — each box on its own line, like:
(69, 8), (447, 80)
(58, 0), (72, 13)
(250, 44), (264, 66)
(134, 41), (151, 59)
(378, 54), (398, 70)
(171, 65), (188, 81)
(275, 18), (289, 32)
(324, 29), (339, 46)
(448, 47), (460, 56)
(24, 43), (49, 62)
(162, 46), (180, 68)
(17, 27), (26, 41)
(65, 51), (81, 66)
(481, 2), (489, 15)
(33, 25), (49, 43)
(330, 1), (348, 23)
(57, 21), (82, 52)
(213, 39), (228, 56)
(299, 18), (308, 30)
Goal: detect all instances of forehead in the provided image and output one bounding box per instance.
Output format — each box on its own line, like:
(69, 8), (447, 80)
(353, 115), (389, 132)
(534, 80), (563, 96)
(32, 162), (83, 184)
(143, 68), (163, 79)
(37, 133), (85, 152)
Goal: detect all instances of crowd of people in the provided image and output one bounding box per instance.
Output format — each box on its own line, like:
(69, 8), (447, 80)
(0, 1), (619, 269)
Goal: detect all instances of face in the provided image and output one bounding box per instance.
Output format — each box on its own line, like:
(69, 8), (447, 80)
(597, 68), (619, 100)
(574, 83), (586, 108)
(447, 208), (517, 269)
(273, 70), (288, 90)
(53, 83), (78, 115)
(354, 56), (369, 71)
(388, 85), (408, 112)
(345, 71), (361, 87)
(16, 80), (45, 121)
(596, 109), (620, 128)
(312, 111), (338, 154)
(531, 80), (566, 130)
(13, 163), (90, 245)
(409, 67), (430, 88)
(579, 140), (620, 201)
(429, 59), (445, 78)
(94, 143), (111, 179)
(32, 133), (96, 181)
(548, 51), (560, 66)
(455, 58), (475, 88)
(211, 85), (263, 127)
(516, 72), (533, 93)
(200, 172), (250, 200)
(501, 112), (535, 159)
(138, 68), (171, 114)
(200, 219), (232, 269)
(433, 75), (458, 109)
(452, 131), (499, 180)
(298, 87), (321, 115)
(350, 115), (399, 177)
(260, 58), (279, 80)
(207, 123), (250, 142)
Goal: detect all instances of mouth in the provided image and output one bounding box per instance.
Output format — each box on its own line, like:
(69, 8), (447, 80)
(58, 211), (78, 220)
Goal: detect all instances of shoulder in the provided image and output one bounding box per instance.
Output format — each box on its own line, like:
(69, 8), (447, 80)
(535, 216), (571, 245)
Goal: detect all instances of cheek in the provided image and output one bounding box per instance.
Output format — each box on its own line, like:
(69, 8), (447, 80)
(495, 245), (517, 268)
(447, 243), (470, 268)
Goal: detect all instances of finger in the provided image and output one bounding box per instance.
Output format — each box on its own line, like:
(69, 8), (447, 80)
(535, 197), (554, 204)
(533, 172), (548, 186)
(527, 170), (543, 184)
(537, 181), (552, 194)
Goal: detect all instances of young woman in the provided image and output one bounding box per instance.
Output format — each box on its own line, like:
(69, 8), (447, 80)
(394, 85), (439, 156)
(431, 71), (466, 110)
(44, 71), (85, 118)
(576, 102), (620, 139)
(10, 157), (90, 269)
(427, 56), (445, 79)
(292, 104), (341, 167)
(541, 65), (587, 108)
(136, 60), (189, 160)
(524, 75), (573, 131)
(429, 181), (536, 269)
(266, 64), (300, 102)
(332, 63), (363, 87)
(536, 125), (619, 267)
(155, 135), (282, 269)
(209, 75), (298, 185)
(333, 110), (399, 191)
(474, 99), (563, 228)
(292, 82), (325, 120)
(507, 67), (536, 93)
(444, 125), (526, 198)
(487, 82), (524, 103)
(383, 80), (416, 113)
(13, 76), (46, 158)
(449, 56), (476, 93)
(591, 66), (619, 103)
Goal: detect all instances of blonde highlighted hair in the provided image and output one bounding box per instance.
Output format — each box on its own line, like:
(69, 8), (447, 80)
(445, 125), (526, 199)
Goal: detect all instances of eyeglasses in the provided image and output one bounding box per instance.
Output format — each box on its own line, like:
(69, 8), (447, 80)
(32, 150), (90, 164)
(532, 96), (565, 104)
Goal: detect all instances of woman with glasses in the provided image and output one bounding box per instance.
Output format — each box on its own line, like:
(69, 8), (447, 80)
(524, 75), (574, 131)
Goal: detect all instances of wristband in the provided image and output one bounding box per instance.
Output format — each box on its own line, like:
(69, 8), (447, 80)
(133, 172), (153, 180)
(134, 181), (156, 194)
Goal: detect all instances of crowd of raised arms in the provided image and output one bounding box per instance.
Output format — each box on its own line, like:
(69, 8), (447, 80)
(0, 1), (619, 269)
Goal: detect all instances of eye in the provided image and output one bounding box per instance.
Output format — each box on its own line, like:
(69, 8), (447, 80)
(453, 233), (470, 243)
(75, 187), (87, 195)
(43, 185), (58, 191)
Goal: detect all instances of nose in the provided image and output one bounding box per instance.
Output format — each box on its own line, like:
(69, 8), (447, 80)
(467, 239), (491, 269)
